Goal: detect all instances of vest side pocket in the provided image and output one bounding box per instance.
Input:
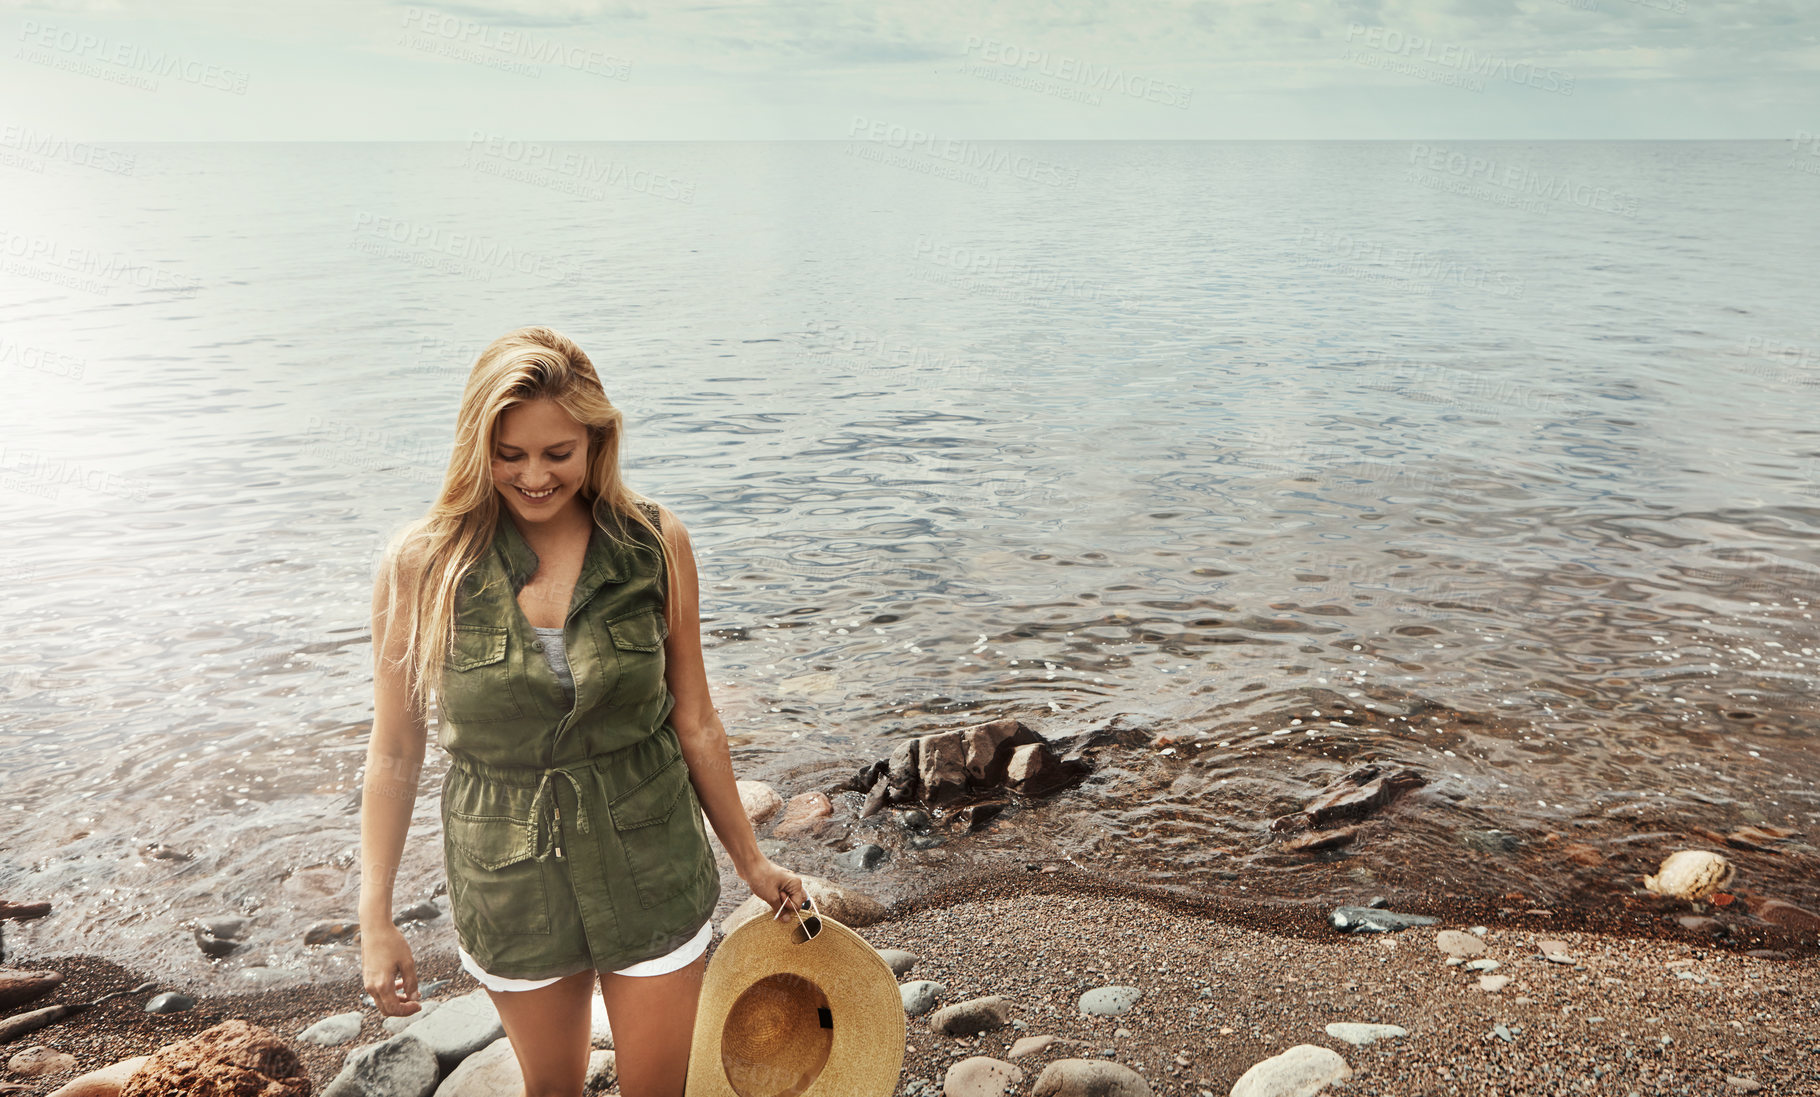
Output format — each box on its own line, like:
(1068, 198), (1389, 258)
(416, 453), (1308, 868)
(444, 808), (551, 935)
(606, 750), (707, 909)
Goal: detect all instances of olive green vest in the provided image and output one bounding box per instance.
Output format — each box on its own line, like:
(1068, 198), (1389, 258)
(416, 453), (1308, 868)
(436, 499), (721, 979)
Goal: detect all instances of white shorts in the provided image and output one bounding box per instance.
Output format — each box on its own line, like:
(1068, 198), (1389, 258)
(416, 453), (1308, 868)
(458, 920), (714, 993)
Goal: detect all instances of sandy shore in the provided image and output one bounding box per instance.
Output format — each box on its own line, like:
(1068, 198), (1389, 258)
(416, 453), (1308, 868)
(6, 869), (1816, 1096)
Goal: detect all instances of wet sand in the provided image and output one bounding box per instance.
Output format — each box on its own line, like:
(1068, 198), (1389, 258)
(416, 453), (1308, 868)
(8, 868), (1816, 1096)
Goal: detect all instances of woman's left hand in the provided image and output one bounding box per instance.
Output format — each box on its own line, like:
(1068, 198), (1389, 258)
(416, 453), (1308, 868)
(740, 855), (809, 918)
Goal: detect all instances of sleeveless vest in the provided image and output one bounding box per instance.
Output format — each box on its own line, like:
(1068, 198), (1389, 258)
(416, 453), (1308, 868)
(436, 499), (721, 979)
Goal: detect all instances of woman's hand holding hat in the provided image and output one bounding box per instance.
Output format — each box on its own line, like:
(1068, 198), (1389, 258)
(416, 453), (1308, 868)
(739, 853), (809, 919)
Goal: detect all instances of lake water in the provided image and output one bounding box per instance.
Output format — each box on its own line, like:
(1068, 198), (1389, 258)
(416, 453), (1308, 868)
(2, 140), (1816, 985)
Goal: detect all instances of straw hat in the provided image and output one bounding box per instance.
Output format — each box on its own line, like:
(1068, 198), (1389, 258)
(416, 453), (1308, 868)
(685, 896), (906, 1096)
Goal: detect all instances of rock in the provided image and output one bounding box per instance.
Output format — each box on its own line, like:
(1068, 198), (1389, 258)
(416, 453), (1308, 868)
(393, 901), (441, 924)
(1535, 939), (1572, 960)
(119, 1020), (309, 1097)
(1676, 915), (1728, 936)
(0, 971), (63, 1010)
(944, 1055), (1024, 1097)
(1079, 986), (1142, 1017)
(1270, 765), (1425, 833)
(1031, 1058), (1154, 1097)
(928, 995), (1012, 1037)
(1643, 850), (1735, 900)
(1478, 975), (1511, 992)
(1434, 929), (1485, 958)
(1329, 906), (1438, 933)
(1324, 1022), (1407, 1046)
(305, 920), (361, 945)
(383, 998), (442, 1034)
(895, 809), (931, 831)
(196, 916), (249, 940)
(1726, 1074), (1764, 1093)
(1282, 826), (1360, 853)
(144, 992), (196, 1014)
(8, 1046), (77, 1076)
(901, 981), (946, 1017)
(1229, 1044), (1352, 1097)
(720, 874), (888, 934)
(860, 777), (892, 819)
(192, 927), (242, 958)
(771, 791), (834, 839)
(738, 780), (783, 826)
(1009, 1034), (1058, 1057)
(1464, 959), (1500, 972)
(875, 948), (917, 977)
(885, 738), (923, 805)
(44, 1055), (150, 1097)
(961, 717), (1044, 784)
(405, 988), (504, 1074)
(585, 1049), (616, 1089)
(951, 802), (1008, 833)
(834, 843), (887, 872)
(918, 730), (972, 807)
(1748, 898), (1820, 935)
(298, 1010), (364, 1046)
(432, 1034), (521, 1096)
(322, 1033), (438, 1097)
(1005, 740), (1086, 797)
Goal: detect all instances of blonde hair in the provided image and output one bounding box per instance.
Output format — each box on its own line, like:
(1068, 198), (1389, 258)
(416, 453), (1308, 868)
(374, 325), (675, 725)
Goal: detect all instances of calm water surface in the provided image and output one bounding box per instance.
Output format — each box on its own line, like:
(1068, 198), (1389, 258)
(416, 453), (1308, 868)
(2, 141), (1816, 985)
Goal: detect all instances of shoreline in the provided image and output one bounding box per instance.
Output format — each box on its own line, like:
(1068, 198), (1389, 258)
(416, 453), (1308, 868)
(5, 867), (1816, 1095)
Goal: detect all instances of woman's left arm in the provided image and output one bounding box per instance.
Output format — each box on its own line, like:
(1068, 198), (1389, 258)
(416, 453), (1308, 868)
(657, 503), (808, 915)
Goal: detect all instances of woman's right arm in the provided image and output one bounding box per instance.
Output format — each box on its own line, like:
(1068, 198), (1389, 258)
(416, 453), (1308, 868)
(358, 550), (429, 1016)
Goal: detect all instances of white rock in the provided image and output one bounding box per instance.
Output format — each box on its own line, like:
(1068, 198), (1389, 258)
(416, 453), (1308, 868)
(432, 1035), (521, 1096)
(1478, 974), (1511, 993)
(1324, 1022), (1408, 1046)
(1230, 1044), (1352, 1097)
(1643, 850), (1735, 900)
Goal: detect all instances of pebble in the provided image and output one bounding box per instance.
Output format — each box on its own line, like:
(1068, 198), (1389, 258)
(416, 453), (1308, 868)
(143, 991), (195, 1014)
(7, 1046), (77, 1076)
(1009, 1034), (1058, 1057)
(1478, 974), (1511, 992)
(42, 1054), (150, 1097)
(1230, 1044), (1352, 1097)
(876, 948), (918, 977)
(1030, 1058), (1154, 1097)
(296, 1010), (363, 1046)
(928, 995), (1012, 1037)
(835, 843), (887, 872)
(943, 1055), (1024, 1097)
(1324, 1022), (1409, 1046)
(1465, 959), (1500, 972)
(1435, 929), (1486, 958)
(1079, 985), (1142, 1017)
(902, 980), (946, 1017)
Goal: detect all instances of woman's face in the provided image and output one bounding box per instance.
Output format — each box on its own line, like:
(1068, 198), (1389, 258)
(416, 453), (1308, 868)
(491, 398), (589, 525)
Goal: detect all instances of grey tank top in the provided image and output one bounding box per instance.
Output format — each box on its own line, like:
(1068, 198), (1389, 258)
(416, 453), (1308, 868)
(531, 625), (575, 705)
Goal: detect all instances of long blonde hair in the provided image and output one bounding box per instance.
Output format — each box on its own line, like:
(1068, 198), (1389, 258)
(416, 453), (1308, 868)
(374, 325), (675, 724)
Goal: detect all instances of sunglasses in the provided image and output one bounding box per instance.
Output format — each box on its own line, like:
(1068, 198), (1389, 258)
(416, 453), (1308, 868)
(773, 895), (821, 943)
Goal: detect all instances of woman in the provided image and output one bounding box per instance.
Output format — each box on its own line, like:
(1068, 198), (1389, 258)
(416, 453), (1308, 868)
(356, 325), (808, 1097)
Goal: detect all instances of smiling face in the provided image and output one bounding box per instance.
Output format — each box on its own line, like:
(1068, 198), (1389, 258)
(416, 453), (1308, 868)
(491, 397), (590, 527)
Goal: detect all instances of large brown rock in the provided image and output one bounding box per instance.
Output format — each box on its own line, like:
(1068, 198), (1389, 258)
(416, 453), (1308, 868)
(44, 1055), (149, 1097)
(770, 791), (834, 839)
(0, 970), (63, 1010)
(119, 1019), (310, 1097)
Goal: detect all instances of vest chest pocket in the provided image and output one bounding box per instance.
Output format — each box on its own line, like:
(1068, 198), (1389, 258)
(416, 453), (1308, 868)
(606, 750), (710, 909)
(443, 806), (551, 936)
(440, 624), (525, 723)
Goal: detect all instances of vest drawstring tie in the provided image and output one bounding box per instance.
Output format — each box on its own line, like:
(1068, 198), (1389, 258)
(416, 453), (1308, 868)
(530, 766), (591, 862)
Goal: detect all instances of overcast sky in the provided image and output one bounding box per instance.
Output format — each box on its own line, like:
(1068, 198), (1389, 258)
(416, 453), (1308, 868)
(3, 0), (1815, 140)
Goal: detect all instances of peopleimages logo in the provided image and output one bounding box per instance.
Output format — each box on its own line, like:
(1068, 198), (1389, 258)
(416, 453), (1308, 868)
(848, 117), (1079, 188)
(960, 35), (1192, 109)
(1344, 24), (1574, 96)
(16, 20), (250, 94)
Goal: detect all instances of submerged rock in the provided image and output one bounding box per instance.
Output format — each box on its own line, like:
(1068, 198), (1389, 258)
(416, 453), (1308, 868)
(1329, 906), (1439, 933)
(1644, 850), (1735, 900)
(1271, 764), (1427, 835)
